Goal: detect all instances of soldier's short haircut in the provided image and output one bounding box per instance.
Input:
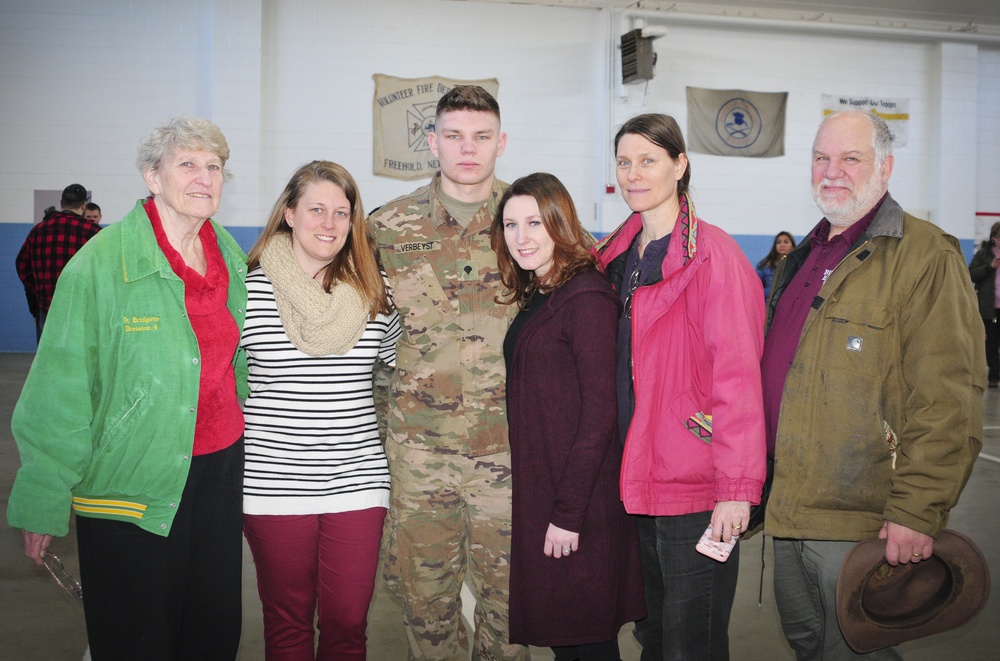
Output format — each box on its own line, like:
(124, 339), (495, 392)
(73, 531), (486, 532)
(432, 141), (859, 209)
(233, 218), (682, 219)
(435, 85), (500, 124)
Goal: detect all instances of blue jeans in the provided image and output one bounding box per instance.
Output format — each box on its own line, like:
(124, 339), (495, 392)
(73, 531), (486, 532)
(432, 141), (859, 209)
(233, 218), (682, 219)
(772, 539), (903, 661)
(633, 511), (740, 661)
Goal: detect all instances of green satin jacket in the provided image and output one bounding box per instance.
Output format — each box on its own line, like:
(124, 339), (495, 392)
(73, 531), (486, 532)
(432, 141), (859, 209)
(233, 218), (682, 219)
(7, 200), (247, 537)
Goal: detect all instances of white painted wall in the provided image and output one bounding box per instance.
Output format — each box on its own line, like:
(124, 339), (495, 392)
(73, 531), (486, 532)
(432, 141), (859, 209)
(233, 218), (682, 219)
(257, 0), (607, 227)
(0, 0), (263, 225)
(602, 17), (987, 239)
(976, 47), (1000, 239)
(2, 1), (996, 233)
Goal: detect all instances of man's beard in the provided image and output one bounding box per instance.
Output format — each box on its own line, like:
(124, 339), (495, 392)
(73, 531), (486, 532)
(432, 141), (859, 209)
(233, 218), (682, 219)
(812, 171), (884, 228)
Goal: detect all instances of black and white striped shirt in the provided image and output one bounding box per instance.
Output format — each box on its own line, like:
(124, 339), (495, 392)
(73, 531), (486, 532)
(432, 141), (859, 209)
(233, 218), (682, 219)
(241, 267), (400, 515)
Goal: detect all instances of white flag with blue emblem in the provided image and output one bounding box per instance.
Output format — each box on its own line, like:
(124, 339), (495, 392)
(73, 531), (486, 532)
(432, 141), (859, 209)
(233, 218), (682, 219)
(686, 87), (787, 158)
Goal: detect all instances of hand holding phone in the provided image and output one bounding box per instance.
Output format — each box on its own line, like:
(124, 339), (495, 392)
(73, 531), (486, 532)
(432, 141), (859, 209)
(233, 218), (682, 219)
(695, 525), (737, 562)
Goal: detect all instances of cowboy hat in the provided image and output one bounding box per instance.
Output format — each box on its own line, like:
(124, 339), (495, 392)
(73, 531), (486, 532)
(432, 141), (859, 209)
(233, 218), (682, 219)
(836, 529), (990, 653)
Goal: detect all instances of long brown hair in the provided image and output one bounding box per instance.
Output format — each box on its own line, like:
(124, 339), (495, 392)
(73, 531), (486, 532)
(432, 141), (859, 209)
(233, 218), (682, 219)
(490, 172), (596, 308)
(248, 160), (391, 318)
(757, 231), (797, 270)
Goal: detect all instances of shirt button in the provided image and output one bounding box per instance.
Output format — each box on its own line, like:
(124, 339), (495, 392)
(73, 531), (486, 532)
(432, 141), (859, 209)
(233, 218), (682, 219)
(161, 523), (167, 530)
(189, 407), (196, 413)
(192, 358), (199, 365)
(182, 455), (190, 461)
(170, 502), (177, 508)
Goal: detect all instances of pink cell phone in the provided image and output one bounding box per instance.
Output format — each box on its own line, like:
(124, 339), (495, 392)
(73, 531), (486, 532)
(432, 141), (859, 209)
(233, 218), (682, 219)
(695, 525), (737, 562)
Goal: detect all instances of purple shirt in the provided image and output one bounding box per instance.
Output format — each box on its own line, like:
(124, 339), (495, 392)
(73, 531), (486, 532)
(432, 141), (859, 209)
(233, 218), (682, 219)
(761, 197), (884, 457)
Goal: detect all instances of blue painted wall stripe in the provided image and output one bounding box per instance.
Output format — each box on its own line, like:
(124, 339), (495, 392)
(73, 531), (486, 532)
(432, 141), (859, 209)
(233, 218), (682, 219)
(0, 223), (977, 352)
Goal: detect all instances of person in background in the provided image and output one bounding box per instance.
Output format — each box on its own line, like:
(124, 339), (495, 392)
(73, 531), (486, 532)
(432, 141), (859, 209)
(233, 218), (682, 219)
(492, 172), (645, 661)
(7, 116), (248, 660)
(968, 220), (1000, 388)
(756, 231), (796, 299)
(15, 183), (100, 340)
(85, 202), (103, 224)
(763, 110), (984, 659)
(594, 113), (767, 661)
(369, 85), (528, 660)
(241, 160), (400, 660)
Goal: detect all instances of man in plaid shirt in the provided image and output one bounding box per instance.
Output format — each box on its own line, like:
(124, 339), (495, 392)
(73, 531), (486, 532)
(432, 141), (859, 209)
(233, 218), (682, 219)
(16, 183), (101, 341)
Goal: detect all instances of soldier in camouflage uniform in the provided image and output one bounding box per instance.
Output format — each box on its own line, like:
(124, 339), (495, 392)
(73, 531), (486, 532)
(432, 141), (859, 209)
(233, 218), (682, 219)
(369, 86), (529, 661)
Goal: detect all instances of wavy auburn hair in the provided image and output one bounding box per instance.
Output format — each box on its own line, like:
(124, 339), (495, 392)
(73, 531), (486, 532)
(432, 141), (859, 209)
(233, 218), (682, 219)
(247, 160), (391, 319)
(490, 172), (596, 309)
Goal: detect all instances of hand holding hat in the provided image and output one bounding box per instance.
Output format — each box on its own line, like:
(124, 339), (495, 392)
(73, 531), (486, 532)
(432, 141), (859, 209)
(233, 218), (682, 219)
(836, 529), (990, 654)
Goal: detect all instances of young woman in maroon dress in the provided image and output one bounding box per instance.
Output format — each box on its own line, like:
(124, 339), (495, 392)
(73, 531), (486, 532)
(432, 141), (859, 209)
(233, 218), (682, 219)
(491, 172), (645, 661)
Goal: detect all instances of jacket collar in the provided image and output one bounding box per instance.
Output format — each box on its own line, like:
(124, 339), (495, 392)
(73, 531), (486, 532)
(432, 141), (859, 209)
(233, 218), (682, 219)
(120, 198), (244, 283)
(859, 192), (903, 243)
(596, 192), (699, 271)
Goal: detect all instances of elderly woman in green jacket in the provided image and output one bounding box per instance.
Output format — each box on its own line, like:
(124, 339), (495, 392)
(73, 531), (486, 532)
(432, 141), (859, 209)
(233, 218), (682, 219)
(7, 117), (248, 660)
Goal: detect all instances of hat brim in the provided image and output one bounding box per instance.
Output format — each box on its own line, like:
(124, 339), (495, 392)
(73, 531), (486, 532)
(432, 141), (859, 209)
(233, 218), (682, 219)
(836, 529), (990, 653)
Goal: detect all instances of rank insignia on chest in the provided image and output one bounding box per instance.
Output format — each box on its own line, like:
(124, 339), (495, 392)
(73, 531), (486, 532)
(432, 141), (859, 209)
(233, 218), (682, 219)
(457, 259), (478, 281)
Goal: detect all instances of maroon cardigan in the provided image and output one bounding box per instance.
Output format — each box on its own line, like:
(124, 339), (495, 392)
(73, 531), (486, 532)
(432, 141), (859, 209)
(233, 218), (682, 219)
(506, 267), (645, 646)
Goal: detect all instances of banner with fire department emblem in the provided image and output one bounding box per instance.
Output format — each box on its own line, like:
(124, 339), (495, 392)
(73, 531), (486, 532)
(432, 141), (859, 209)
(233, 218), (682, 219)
(686, 87), (787, 158)
(372, 74), (500, 180)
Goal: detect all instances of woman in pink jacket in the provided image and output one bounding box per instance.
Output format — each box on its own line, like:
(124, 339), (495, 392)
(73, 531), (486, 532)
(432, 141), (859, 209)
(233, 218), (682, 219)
(594, 113), (767, 661)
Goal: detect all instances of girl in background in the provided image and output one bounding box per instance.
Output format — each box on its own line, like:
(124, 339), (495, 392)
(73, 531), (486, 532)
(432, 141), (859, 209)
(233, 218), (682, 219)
(969, 221), (1000, 387)
(756, 231), (796, 298)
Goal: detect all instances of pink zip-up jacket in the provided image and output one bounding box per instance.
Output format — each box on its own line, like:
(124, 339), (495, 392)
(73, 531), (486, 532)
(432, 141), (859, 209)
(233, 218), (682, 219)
(594, 198), (767, 515)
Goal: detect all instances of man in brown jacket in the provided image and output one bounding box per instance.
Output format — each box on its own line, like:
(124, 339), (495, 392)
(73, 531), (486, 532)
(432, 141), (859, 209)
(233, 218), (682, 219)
(761, 110), (984, 660)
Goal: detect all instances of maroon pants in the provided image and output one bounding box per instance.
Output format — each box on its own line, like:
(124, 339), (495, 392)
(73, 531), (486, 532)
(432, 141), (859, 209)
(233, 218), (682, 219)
(243, 508), (386, 661)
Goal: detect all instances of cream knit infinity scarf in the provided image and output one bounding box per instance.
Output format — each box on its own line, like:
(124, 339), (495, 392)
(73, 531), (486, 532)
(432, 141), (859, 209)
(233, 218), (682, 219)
(259, 233), (367, 356)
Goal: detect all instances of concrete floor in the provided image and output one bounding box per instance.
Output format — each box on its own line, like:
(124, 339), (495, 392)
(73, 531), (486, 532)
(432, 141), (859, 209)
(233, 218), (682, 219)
(0, 350), (996, 660)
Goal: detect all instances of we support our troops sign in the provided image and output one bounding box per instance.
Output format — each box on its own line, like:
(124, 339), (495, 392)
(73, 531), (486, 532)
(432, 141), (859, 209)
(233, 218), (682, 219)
(372, 74), (499, 180)
(821, 95), (909, 146)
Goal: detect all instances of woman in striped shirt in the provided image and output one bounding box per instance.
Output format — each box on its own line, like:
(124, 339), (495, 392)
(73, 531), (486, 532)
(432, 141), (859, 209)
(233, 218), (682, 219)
(241, 160), (400, 661)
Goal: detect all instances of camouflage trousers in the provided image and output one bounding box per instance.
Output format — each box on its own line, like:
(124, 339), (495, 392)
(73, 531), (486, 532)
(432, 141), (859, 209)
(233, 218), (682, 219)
(383, 437), (530, 661)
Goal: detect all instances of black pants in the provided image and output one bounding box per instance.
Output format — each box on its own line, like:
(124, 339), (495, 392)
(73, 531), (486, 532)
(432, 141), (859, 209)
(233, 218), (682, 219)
(986, 313), (1000, 382)
(633, 511), (740, 661)
(77, 439), (244, 661)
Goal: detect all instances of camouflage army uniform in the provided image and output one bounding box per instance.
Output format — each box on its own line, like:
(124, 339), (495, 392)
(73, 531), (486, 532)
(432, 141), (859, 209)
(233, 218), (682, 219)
(370, 173), (527, 661)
